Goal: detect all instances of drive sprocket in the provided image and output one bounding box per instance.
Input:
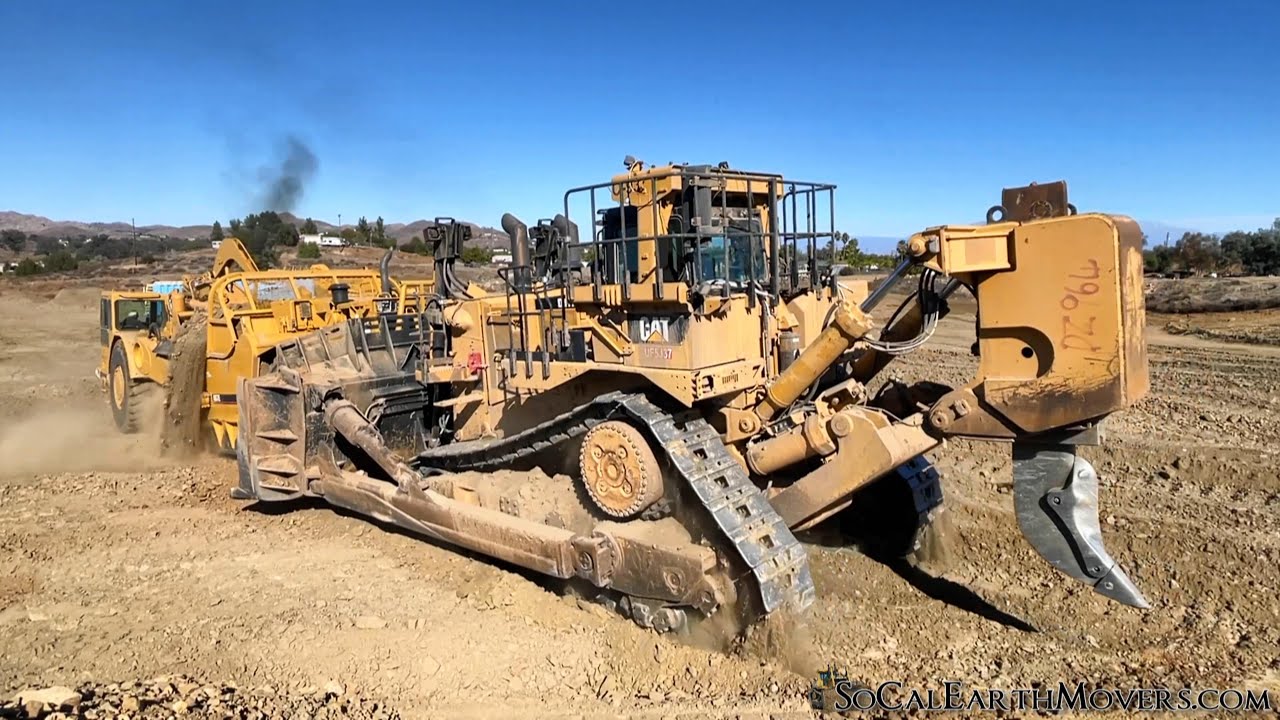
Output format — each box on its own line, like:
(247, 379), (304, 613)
(579, 420), (664, 518)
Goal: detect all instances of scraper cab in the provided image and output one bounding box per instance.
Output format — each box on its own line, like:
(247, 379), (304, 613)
(235, 164), (1151, 639)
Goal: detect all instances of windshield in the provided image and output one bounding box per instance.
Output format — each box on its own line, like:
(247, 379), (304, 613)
(115, 299), (166, 331)
(699, 234), (766, 284)
(247, 279), (316, 302)
(224, 278), (321, 308)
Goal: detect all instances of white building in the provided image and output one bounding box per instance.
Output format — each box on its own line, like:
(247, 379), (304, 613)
(211, 240), (222, 250)
(301, 234), (347, 248)
(492, 253), (513, 265)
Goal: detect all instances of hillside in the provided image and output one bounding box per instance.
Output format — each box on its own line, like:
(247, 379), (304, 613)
(0, 210), (505, 244)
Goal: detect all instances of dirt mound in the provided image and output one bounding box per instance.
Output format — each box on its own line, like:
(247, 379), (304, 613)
(1146, 276), (1280, 313)
(160, 311), (209, 457)
(47, 287), (101, 309)
(1163, 315), (1280, 346)
(3, 676), (399, 719)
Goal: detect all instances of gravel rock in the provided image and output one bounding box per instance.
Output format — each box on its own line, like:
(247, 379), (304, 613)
(353, 615), (386, 630)
(9, 686), (81, 712)
(0, 676), (399, 719)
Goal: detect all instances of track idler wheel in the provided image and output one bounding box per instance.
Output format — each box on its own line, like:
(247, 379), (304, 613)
(579, 420), (664, 518)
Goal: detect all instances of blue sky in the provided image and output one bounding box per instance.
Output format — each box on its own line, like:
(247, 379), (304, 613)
(1, 0), (1277, 251)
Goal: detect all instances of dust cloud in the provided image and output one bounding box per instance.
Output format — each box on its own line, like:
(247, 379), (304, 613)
(0, 402), (169, 478)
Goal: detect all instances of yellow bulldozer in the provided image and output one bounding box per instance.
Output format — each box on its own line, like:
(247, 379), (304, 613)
(97, 237), (436, 452)
(235, 159), (1150, 636)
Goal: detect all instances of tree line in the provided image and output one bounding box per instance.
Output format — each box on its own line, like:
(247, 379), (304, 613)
(1, 228), (210, 275)
(2, 222), (894, 277)
(0, 212), (484, 273)
(793, 234), (905, 273)
(1144, 219), (1280, 276)
(13, 213), (1274, 279)
(833, 234), (906, 272)
(221, 212), (411, 268)
(220, 212), (501, 268)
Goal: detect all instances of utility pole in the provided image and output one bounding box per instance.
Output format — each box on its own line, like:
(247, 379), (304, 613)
(132, 217), (137, 266)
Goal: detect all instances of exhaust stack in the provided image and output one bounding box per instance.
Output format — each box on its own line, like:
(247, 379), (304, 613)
(502, 213), (532, 291)
(379, 248), (394, 295)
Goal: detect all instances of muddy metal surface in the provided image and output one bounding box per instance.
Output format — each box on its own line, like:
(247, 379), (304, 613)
(1, 286), (1278, 718)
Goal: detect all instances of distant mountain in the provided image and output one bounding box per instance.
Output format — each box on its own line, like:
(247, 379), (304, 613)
(0, 210), (1218, 254)
(0, 211), (210, 240)
(0, 210), (505, 245)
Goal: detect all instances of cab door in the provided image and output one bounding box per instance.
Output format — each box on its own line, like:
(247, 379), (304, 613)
(99, 298), (111, 345)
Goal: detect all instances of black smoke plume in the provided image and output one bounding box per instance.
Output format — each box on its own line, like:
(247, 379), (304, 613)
(257, 135), (318, 212)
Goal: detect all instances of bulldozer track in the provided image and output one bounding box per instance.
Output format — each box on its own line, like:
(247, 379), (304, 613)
(415, 391), (816, 618)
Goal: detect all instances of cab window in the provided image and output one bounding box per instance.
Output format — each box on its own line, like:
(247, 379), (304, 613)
(115, 299), (166, 331)
(699, 234), (766, 284)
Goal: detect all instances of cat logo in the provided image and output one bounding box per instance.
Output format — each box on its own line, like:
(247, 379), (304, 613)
(628, 315), (686, 345)
(636, 316), (671, 343)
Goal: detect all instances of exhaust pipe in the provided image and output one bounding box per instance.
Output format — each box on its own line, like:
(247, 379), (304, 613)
(552, 214), (580, 244)
(379, 248), (394, 295)
(502, 213), (531, 267)
(502, 213), (532, 291)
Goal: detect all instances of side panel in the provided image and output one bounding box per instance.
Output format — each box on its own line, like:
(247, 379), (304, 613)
(970, 213), (1148, 432)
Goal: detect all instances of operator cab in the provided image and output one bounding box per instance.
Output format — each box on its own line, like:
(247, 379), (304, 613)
(101, 296), (166, 335)
(487, 158), (842, 379)
(564, 158), (835, 302)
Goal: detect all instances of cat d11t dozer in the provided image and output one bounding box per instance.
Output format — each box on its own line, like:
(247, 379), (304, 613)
(235, 160), (1150, 635)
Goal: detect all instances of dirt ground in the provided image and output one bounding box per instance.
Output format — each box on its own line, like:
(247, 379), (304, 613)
(1145, 275), (1280, 346)
(1145, 276), (1280, 314)
(1, 281), (1279, 719)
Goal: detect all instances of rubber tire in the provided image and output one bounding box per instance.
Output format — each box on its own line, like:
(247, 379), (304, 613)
(108, 342), (147, 434)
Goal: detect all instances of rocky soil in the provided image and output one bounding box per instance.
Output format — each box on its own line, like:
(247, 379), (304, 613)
(1, 284), (1278, 718)
(1, 676), (397, 719)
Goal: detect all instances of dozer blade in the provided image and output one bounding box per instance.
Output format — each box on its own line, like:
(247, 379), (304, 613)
(1012, 443), (1149, 609)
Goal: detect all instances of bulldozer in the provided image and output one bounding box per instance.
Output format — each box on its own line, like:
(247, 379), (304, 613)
(97, 236), (436, 451)
(235, 159), (1150, 636)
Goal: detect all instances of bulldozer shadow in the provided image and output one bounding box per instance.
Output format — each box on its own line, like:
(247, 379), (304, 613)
(801, 475), (1038, 633)
(878, 557), (1037, 633)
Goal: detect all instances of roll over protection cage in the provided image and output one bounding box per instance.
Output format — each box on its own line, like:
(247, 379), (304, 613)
(556, 165), (839, 307)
